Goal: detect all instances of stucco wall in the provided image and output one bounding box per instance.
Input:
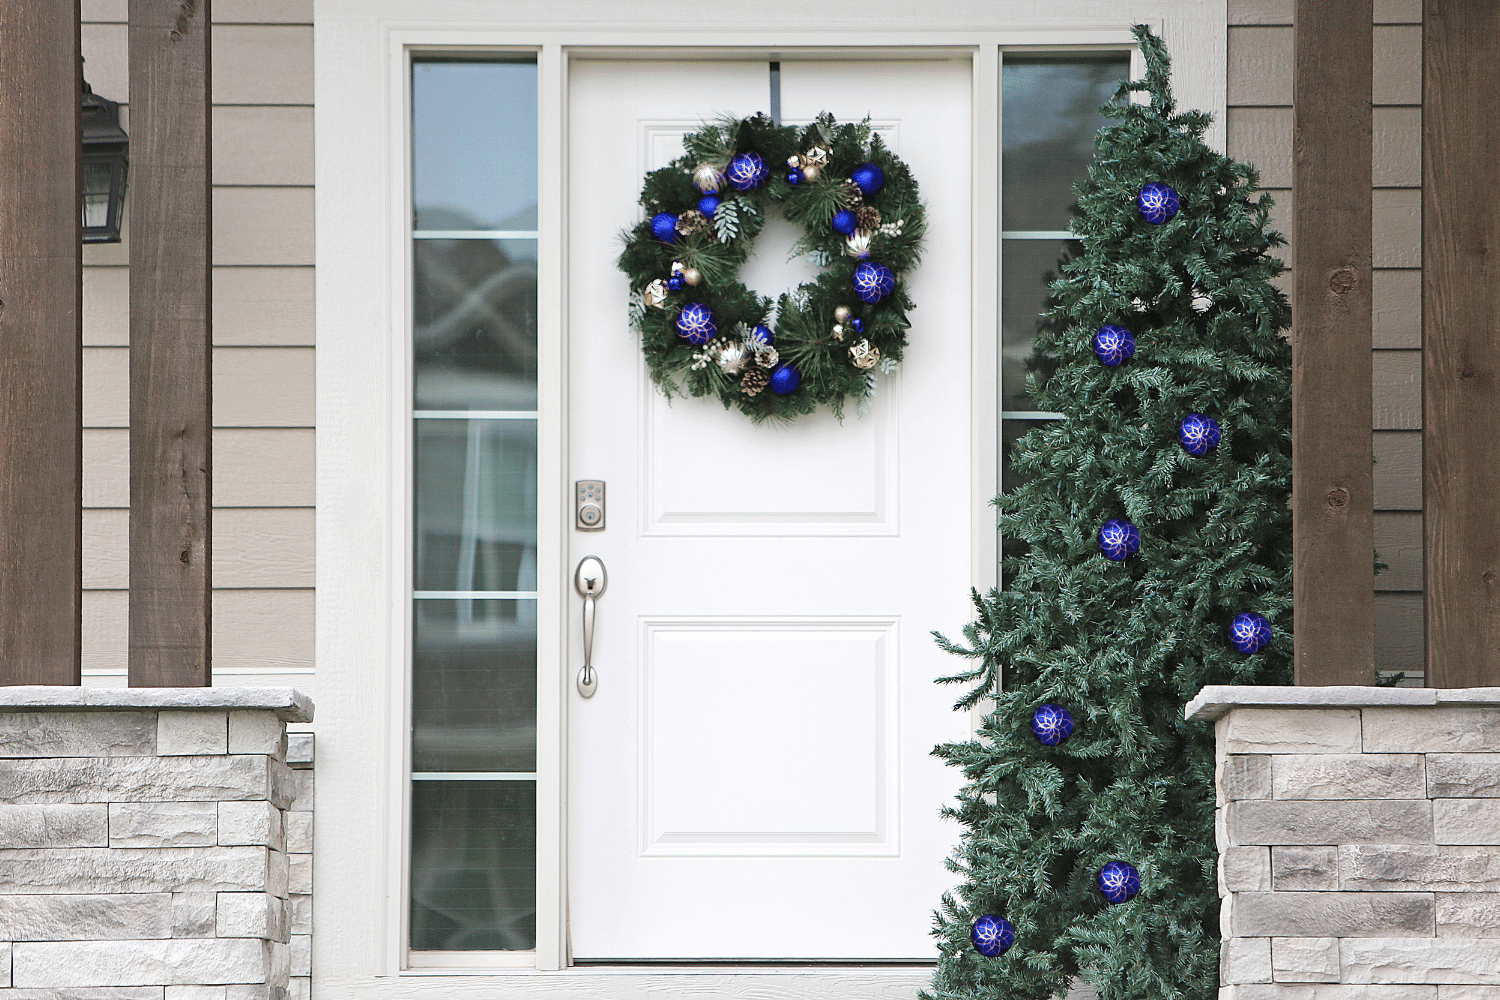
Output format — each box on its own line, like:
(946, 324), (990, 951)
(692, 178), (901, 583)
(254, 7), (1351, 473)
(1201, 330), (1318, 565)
(1226, 0), (1424, 681)
(78, 0), (316, 693)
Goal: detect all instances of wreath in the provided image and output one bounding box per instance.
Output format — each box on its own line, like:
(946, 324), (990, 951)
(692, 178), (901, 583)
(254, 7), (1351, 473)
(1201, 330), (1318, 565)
(618, 113), (925, 422)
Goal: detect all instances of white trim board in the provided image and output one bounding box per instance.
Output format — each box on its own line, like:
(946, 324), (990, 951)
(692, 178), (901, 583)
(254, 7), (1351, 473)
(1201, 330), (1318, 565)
(313, 1), (1227, 991)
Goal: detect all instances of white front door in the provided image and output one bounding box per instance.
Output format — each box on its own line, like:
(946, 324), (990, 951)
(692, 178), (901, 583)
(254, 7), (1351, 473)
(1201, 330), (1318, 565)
(567, 56), (975, 961)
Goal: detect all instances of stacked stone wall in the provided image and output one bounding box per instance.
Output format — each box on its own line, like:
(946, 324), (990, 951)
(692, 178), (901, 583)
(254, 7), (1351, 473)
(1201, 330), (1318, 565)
(0, 690), (312, 1000)
(1194, 689), (1500, 1000)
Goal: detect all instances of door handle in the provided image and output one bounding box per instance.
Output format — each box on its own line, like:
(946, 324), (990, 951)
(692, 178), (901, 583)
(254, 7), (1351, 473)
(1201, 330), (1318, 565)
(574, 556), (607, 697)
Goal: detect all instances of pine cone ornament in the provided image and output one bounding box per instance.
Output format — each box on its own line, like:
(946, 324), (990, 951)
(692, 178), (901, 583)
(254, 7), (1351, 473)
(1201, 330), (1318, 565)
(841, 179), (864, 207)
(740, 366), (769, 396)
(856, 206), (882, 232)
(676, 210), (708, 236)
(754, 345), (779, 369)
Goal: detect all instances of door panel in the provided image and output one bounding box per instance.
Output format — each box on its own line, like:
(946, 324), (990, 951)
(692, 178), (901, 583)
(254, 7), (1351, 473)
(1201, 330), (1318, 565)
(567, 57), (973, 960)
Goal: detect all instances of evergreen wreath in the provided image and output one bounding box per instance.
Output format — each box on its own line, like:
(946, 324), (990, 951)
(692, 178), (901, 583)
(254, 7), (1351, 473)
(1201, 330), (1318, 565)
(618, 113), (926, 422)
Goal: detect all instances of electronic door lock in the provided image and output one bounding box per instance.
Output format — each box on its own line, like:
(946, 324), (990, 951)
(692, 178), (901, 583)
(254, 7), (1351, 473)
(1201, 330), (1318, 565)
(576, 480), (605, 531)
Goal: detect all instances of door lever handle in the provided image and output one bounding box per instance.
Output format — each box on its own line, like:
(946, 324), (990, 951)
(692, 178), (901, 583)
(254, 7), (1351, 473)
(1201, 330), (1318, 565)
(574, 556), (607, 697)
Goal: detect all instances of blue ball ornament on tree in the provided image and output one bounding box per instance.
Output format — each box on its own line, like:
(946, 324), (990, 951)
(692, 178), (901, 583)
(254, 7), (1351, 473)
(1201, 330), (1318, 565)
(1031, 704), (1074, 746)
(650, 213), (680, 244)
(1092, 325), (1135, 366)
(674, 302), (717, 345)
(770, 364), (802, 395)
(1137, 182), (1181, 224)
(1178, 414), (1222, 457)
(1230, 612), (1273, 654)
(1098, 519), (1141, 561)
(1098, 862), (1141, 904)
(697, 194), (721, 219)
(970, 915), (1014, 958)
(726, 151), (769, 191)
(831, 209), (859, 235)
(667, 274), (685, 291)
(849, 317), (865, 335)
(851, 162), (885, 197)
(853, 262), (896, 304)
(748, 324), (774, 348)
(787, 169), (803, 186)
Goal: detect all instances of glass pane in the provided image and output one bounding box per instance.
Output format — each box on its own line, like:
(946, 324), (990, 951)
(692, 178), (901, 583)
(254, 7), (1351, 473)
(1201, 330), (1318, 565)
(412, 60), (538, 232)
(413, 599), (537, 773)
(1002, 57), (1128, 231)
(415, 418), (538, 594)
(82, 162), (112, 228)
(414, 238), (539, 411)
(1001, 240), (1081, 412)
(410, 780), (536, 951)
(1002, 418), (1055, 496)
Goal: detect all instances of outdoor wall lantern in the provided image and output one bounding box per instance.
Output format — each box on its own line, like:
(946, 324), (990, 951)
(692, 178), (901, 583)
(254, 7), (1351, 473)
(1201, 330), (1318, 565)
(82, 81), (129, 243)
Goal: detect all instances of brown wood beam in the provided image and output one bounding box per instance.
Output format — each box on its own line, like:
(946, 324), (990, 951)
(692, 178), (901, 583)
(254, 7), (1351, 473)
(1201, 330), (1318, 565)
(1292, 0), (1375, 685)
(1424, 2), (1500, 687)
(0, 2), (84, 685)
(128, 0), (212, 686)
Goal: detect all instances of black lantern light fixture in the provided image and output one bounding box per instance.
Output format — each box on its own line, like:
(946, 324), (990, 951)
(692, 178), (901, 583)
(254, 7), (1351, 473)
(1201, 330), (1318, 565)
(81, 80), (129, 243)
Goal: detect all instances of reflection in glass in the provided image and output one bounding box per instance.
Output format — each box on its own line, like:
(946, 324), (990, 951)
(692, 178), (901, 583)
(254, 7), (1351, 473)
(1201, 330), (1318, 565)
(1001, 241), (1082, 412)
(410, 780), (536, 951)
(415, 239), (538, 411)
(413, 600), (537, 773)
(412, 60), (538, 232)
(1002, 57), (1128, 232)
(415, 419), (538, 594)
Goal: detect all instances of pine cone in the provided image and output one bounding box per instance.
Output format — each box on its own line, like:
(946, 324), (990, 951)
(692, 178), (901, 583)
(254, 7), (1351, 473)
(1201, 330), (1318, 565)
(676, 210), (708, 236)
(857, 206), (881, 232)
(841, 179), (863, 207)
(740, 367), (769, 396)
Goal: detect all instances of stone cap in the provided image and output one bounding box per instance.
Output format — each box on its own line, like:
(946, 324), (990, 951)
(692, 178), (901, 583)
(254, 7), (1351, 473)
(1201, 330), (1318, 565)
(1186, 684), (1500, 722)
(0, 686), (314, 723)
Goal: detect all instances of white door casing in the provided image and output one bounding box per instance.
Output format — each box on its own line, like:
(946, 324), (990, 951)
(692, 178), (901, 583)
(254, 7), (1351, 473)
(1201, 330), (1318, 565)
(567, 57), (975, 960)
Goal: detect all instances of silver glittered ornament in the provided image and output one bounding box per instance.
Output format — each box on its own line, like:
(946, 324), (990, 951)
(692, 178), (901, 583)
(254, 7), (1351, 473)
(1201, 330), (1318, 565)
(717, 343), (749, 375)
(682, 267), (702, 286)
(644, 279), (669, 309)
(693, 163), (724, 193)
(832, 324), (846, 341)
(800, 164), (821, 183)
(849, 339), (880, 369)
(844, 233), (871, 258)
(834, 305), (852, 323)
(786, 155), (801, 169)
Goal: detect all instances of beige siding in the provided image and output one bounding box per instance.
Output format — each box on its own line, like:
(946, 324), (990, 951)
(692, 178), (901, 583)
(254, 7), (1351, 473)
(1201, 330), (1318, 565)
(81, 7), (315, 687)
(1226, 0), (1424, 678)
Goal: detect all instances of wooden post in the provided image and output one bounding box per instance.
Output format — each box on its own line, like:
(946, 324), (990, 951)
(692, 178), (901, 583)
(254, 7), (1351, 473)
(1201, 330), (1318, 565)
(1291, 0), (1375, 685)
(128, 0), (212, 686)
(1424, 3), (1500, 687)
(0, 2), (84, 685)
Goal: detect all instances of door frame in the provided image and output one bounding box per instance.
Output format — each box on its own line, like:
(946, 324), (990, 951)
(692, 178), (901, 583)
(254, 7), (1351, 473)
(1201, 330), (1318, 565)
(315, 8), (1224, 995)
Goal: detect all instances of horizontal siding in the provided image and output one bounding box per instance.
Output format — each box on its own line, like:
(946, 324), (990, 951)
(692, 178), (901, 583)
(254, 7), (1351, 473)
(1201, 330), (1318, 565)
(1373, 432), (1422, 511)
(1373, 351), (1421, 430)
(81, 1), (313, 23)
(83, 267), (317, 347)
(213, 26), (314, 105)
(1373, 269), (1421, 349)
(1373, 511), (1423, 591)
(1226, 106), (1421, 189)
(84, 428), (315, 508)
(1226, 24), (1422, 106)
(213, 188), (316, 266)
(1230, 0), (1422, 24)
(1374, 592), (1423, 675)
(83, 347), (315, 428)
(82, 589), (314, 674)
(214, 107), (315, 185)
(84, 508), (315, 589)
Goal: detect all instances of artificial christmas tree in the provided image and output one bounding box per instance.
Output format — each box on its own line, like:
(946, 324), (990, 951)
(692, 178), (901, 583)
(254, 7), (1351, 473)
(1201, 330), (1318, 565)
(926, 27), (1292, 1000)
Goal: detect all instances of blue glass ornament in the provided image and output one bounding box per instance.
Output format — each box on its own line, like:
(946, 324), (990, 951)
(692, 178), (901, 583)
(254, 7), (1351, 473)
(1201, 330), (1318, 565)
(787, 169), (803, 186)
(1098, 862), (1141, 904)
(675, 302), (717, 345)
(1230, 612), (1273, 655)
(1098, 519), (1140, 561)
(770, 364), (802, 394)
(667, 275), (685, 292)
(727, 151), (768, 191)
(853, 262), (896, 304)
(849, 317), (865, 335)
(1178, 414), (1222, 457)
(1092, 325), (1135, 366)
(832, 209), (859, 235)
(697, 194), (721, 219)
(851, 162), (885, 197)
(970, 915), (1014, 957)
(748, 324), (774, 348)
(650, 212), (680, 244)
(1031, 704), (1074, 746)
(1137, 182), (1181, 225)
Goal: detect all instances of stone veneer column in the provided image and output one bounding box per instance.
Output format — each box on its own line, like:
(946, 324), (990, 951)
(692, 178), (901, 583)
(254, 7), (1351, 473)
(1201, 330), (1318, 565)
(1188, 686), (1500, 1000)
(0, 687), (313, 1000)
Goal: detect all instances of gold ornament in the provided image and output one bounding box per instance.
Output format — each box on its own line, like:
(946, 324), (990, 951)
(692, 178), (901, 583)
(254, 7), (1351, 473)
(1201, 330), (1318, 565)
(844, 233), (871, 258)
(849, 339), (880, 370)
(693, 163), (723, 193)
(857, 206), (882, 232)
(803, 145), (830, 167)
(718, 343), (749, 375)
(682, 267), (702, 286)
(644, 279), (669, 309)
(754, 345), (779, 369)
(832, 324), (846, 341)
(833, 305), (852, 324)
(740, 367), (769, 396)
(676, 210), (708, 236)
(800, 164), (821, 183)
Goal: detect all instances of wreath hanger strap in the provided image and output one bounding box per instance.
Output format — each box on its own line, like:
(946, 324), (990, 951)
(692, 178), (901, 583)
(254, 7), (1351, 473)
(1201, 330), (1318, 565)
(617, 112), (926, 423)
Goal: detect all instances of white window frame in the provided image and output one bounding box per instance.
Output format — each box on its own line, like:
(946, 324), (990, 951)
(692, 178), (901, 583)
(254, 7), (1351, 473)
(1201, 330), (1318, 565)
(315, 6), (1224, 996)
